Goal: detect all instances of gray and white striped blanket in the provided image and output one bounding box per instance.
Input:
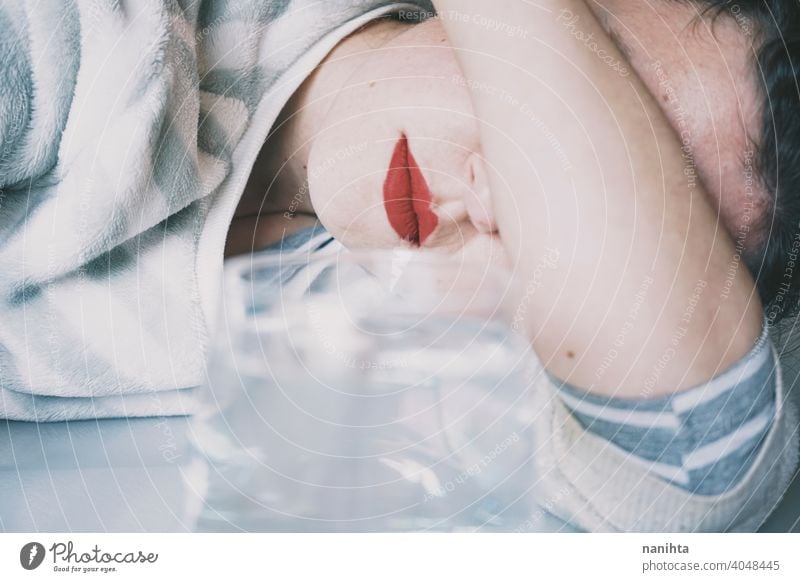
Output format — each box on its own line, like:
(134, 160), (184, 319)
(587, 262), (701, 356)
(0, 0), (430, 421)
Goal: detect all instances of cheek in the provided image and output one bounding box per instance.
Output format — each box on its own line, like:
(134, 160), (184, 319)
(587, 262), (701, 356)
(307, 133), (395, 247)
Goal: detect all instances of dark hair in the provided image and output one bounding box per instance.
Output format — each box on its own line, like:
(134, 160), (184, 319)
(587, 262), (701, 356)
(684, 1), (800, 326)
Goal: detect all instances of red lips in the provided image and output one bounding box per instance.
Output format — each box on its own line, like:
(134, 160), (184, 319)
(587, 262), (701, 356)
(383, 135), (438, 246)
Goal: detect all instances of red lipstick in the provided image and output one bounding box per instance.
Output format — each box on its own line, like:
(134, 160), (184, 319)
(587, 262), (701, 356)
(383, 135), (438, 246)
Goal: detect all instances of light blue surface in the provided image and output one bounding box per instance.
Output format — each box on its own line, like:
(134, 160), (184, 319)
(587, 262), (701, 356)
(0, 417), (578, 532)
(1, 413), (798, 532)
(0, 417), (195, 532)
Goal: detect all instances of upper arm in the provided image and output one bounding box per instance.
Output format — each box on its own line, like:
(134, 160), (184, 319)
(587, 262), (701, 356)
(433, 0), (763, 399)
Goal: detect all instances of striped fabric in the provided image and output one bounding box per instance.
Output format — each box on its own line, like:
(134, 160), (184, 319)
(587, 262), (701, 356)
(549, 320), (777, 495)
(0, 0), (432, 421)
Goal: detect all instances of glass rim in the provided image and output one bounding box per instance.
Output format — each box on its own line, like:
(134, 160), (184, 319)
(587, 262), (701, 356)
(224, 245), (510, 278)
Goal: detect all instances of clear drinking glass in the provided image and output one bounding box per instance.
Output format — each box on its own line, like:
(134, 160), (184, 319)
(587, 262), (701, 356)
(187, 247), (549, 532)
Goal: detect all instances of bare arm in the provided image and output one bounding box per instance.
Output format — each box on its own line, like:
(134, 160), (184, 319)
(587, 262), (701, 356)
(432, 0), (762, 398)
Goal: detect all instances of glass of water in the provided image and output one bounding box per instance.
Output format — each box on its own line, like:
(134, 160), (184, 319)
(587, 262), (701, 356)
(187, 246), (549, 532)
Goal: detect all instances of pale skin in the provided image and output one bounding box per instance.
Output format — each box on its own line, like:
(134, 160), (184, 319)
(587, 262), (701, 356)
(228, 0), (764, 399)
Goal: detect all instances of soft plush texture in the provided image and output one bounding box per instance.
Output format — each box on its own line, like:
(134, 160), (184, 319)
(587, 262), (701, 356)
(0, 0), (432, 421)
